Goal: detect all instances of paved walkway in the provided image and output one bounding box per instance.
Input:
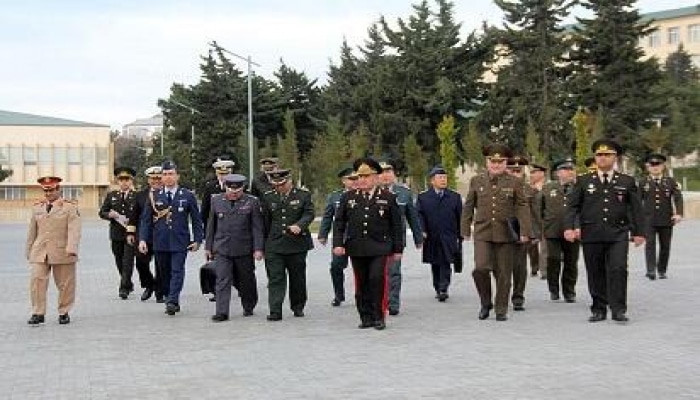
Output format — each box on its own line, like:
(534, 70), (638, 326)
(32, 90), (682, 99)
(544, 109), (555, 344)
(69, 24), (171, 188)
(1, 219), (699, 399)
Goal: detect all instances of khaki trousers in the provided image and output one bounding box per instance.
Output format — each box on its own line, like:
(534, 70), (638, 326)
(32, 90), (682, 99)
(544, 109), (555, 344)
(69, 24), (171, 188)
(29, 262), (76, 315)
(472, 241), (515, 315)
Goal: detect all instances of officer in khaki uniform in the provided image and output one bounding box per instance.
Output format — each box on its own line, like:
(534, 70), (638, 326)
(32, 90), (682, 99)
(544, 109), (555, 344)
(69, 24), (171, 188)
(461, 144), (531, 321)
(639, 153), (683, 280)
(26, 176), (81, 325)
(260, 169), (315, 321)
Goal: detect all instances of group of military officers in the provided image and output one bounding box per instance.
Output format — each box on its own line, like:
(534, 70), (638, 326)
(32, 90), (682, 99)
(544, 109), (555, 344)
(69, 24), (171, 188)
(26, 137), (684, 329)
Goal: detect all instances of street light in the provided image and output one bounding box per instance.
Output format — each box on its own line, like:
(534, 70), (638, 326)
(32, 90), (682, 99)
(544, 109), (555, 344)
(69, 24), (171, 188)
(170, 99), (201, 185)
(210, 41), (260, 180)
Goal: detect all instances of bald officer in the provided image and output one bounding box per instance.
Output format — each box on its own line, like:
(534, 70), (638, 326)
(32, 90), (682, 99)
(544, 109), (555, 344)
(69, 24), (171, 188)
(26, 176), (81, 325)
(565, 139), (645, 323)
(461, 143), (531, 322)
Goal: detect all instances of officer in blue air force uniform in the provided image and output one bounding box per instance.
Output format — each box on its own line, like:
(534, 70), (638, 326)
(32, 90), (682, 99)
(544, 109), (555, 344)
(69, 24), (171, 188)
(139, 161), (204, 316)
(206, 174), (264, 322)
(564, 139), (645, 323)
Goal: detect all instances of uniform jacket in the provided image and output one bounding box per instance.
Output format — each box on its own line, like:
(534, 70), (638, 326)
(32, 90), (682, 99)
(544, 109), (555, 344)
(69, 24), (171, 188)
(537, 180), (579, 239)
(250, 171), (273, 199)
(99, 189), (135, 241)
(565, 171), (644, 243)
(332, 187), (405, 256)
(199, 177), (225, 232)
(639, 176), (684, 227)
(26, 198), (81, 264)
(521, 180), (542, 238)
(388, 184), (423, 247)
(139, 186), (204, 252)
(416, 188), (462, 264)
(318, 189), (344, 240)
(127, 188), (154, 243)
(461, 173), (532, 243)
(205, 193), (264, 257)
(261, 187), (315, 254)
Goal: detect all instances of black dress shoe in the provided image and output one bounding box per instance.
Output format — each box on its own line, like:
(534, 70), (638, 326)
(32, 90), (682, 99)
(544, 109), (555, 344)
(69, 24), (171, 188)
(293, 310), (305, 317)
(478, 304), (493, 320)
(119, 290), (128, 300)
(388, 309), (399, 316)
(495, 314), (508, 321)
(211, 314), (229, 322)
(141, 288), (154, 301)
(437, 292), (449, 302)
(374, 320), (386, 330)
(564, 296), (576, 303)
(358, 320), (374, 329)
(155, 296), (165, 303)
(646, 273), (657, 280)
(588, 313), (606, 323)
(27, 314), (45, 325)
(165, 303), (178, 316)
(267, 313), (282, 321)
(513, 304), (525, 311)
(612, 312), (629, 322)
(331, 299), (342, 307)
(243, 310), (254, 317)
(209, 295), (217, 302)
(550, 293), (560, 301)
(58, 314), (70, 325)
(658, 273), (667, 279)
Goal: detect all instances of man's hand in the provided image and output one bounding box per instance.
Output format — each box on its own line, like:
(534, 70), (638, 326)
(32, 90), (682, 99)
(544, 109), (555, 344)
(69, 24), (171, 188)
(332, 247), (346, 257)
(632, 236), (646, 247)
(519, 236), (530, 243)
(253, 250), (264, 261)
(205, 250), (213, 261)
(126, 234), (135, 245)
(187, 242), (200, 252)
(422, 232), (427, 239)
(672, 214), (682, 225)
(138, 241), (148, 254)
(108, 210), (119, 219)
(318, 237), (327, 246)
(288, 225), (301, 235)
(563, 229), (576, 243)
(415, 243), (422, 250)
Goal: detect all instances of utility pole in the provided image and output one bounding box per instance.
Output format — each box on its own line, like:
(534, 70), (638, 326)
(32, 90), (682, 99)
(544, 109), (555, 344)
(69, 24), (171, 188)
(210, 41), (260, 180)
(171, 99), (201, 186)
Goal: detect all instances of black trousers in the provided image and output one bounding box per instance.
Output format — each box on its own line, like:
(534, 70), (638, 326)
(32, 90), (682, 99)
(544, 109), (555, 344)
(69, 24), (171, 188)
(645, 226), (673, 274)
(330, 253), (349, 301)
(546, 238), (580, 298)
(215, 254), (258, 315)
(582, 241), (629, 315)
(350, 255), (389, 323)
(265, 252), (308, 315)
(154, 251), (172, 300)
(134, 244), (156, 290)
(110, 240), (134, 292)
(431, 262), (452, 293)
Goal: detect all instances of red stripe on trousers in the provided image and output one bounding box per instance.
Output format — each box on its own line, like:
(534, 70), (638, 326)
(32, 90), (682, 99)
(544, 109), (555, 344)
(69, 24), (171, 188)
(381, 255), (390, 317)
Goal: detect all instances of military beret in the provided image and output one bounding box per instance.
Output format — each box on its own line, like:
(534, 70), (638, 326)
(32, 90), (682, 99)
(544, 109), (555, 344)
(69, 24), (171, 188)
(645, 153), (667, 164)
(428, 166), (447, 177)
(114, 166), (136, 179)
(161, 160), (177, 171)
(37, 176), (62, 189)
(222, 173), (247, 190)
(266, 168), (291, 184)
(144, 166), (163, 177)
(353, 157), (382, 176)
(552, 158), (575, 171)
(507, 155), (530, 168)
(482, 143), (513, 161)
(591, 139), (622, 155)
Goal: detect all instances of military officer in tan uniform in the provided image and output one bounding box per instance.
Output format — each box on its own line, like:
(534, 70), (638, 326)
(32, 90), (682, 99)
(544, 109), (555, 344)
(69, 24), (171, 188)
(461, 144), (531, 321)
(26, 176), (82, 325)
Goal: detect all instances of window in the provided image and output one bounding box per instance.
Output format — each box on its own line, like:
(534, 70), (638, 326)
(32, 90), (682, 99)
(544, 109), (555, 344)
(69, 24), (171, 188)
(68, 147), (81, 165)
(0, 186), (26, 200)
(61, 186), (82, 200)
(0, 147), (8, 164)
(97, 147), (109, 165)
(689, 24), (700, 43)
(692, 55), (700, 70)
(38, 147), (52, 166)
(54, 147), (67, 165)
(668, 27), (680, 45)
(648, 31), (661, 47)
(82, 147), (95, 165)
(23, 147), (37, 166)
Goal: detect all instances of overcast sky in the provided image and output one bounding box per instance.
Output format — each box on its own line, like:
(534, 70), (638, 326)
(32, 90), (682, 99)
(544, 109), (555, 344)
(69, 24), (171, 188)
(0, 0), (696, 129)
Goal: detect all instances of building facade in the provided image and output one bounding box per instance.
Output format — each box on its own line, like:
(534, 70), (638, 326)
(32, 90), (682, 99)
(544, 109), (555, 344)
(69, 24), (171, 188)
(640, 5), (700, 67)
(0, 110), (112, 221)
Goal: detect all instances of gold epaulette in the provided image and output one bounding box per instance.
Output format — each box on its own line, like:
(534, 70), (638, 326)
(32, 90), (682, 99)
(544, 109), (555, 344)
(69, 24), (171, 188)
(126, 225), (137, 233)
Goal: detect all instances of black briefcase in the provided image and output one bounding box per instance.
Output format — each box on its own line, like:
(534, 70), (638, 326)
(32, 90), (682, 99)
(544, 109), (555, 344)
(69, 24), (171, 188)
(199, 261), (217, 295)
(453, 250), (463, 274)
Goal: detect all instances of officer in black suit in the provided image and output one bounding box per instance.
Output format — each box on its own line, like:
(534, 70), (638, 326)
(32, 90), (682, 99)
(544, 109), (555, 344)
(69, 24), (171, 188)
(99, 167), (138, 299)
(333, 158), (404, 330)
(564, 139), (645, 323)
(200, 156), (235, 232)
(126, 166), (160, 301)
(206, 174), (264, 322)
(640, 153), (684, 280)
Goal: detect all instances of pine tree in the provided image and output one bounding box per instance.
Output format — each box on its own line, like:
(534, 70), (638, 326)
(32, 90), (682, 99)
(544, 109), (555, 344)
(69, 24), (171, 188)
(572, 108), (590, 174)
(436, 115), (459, 189)
(278, 109), (301, 184)
(403, 133), (429, 192)
(463, 120), (485, 169)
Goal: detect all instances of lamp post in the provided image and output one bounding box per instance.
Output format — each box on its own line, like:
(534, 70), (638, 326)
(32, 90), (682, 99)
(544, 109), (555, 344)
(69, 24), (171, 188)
(210, 41), (260, 180)
(170, 99), (201, 185)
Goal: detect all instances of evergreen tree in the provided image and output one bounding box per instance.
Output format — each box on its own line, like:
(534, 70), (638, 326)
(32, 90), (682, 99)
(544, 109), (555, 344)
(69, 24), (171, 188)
(278, 109), (301, 183)
(572, 108), (591, 174)
(0, 166), (12, 182)
(403, 133), (429, 192)
(463, 119), (485, 169)
(436, 115), (459, 189)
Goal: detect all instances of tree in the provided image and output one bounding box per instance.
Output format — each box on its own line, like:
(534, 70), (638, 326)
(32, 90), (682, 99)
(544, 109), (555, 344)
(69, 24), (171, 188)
(436, 115), (459, 189)
(403, 133), (429, 192)
(572, 108), (590, 174)
(0, 166), (12, 182)
(306, 116), (350, 209)
(463, 119), (485, 169)
(113, 135), (149, 186)
(278, 109), (301, 184)
(570, 0), (663, 158)
(525, 119), (545, 165)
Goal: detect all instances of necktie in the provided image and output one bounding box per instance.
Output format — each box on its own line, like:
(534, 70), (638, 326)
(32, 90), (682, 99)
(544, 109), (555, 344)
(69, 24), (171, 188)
(563, 184), (571, 195)
(46, 203), (53, 213)
(166, 191), (173, 204)
(437, 190), (444, 199)
(364, 192), (370, 202)
(654, 178), (660, 185)
(602, 173), (609, 186)
(121, 192), (127, 202)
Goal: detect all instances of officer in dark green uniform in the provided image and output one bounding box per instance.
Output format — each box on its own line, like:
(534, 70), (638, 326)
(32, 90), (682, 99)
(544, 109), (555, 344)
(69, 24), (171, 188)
(318, 167), (357, 307)
(251, 157), (278, 198)
(261, 169), (315, 321)
(537, 158), (580, 302)
(640, 153), (683, 280)
(461, 144), (531, 322)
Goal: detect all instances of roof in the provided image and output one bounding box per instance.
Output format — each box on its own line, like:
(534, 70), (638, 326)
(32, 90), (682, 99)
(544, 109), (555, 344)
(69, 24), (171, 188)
(124, 114), (164, 127)
(0, 109), (108, 127)
(640, 5), (700, 22)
